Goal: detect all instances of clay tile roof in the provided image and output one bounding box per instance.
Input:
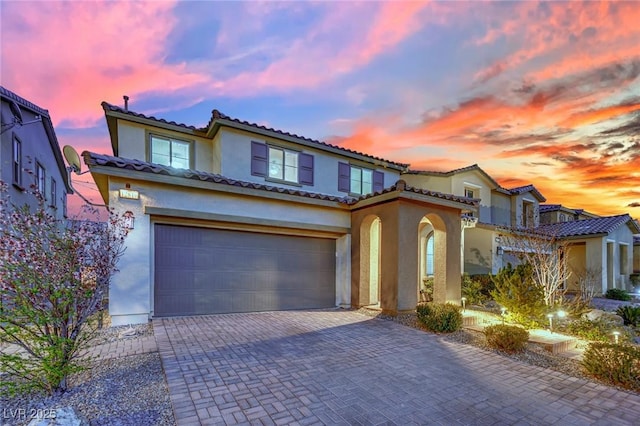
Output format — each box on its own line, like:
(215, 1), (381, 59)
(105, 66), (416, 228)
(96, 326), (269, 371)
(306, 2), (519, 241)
(506, 184), (546, 202)
(539, 204), (561, 213)
(206, 109), (408, 169)
(537, 214), (639, 237)
(101, 102), (206, 132)
(83, 151), (355, 204)
(348, 180), (478, 207)
(1, 85), (50, 118)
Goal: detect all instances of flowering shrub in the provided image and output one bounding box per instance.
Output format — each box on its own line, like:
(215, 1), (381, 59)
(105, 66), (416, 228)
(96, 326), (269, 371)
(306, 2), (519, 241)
(0, 182), (129, 395)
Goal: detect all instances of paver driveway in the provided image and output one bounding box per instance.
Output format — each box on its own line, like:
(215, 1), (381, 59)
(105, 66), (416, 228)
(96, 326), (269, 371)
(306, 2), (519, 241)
(154, 310), (640, 425)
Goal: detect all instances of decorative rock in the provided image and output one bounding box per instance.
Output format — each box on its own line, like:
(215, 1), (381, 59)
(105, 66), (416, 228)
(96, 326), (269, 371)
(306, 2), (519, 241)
(584, 309), (606, 321)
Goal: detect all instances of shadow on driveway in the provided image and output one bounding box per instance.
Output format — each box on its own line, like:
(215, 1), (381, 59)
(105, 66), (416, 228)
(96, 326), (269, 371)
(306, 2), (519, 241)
(154, 310), (640, 425)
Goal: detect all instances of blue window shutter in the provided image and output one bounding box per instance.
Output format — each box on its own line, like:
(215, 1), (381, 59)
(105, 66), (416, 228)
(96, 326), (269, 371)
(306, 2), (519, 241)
(373, 170), (384, 192)
(338, 162), (350, 192)
(251, 141), (267, 177)
(298, 153), (314, 185)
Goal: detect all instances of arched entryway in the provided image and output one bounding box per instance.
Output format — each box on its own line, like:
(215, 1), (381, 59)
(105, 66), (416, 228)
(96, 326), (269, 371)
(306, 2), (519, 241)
(360, 215), (382, 306)
(418, 214), (447, 303)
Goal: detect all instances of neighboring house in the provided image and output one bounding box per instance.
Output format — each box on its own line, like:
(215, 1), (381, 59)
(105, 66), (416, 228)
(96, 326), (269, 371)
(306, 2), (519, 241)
(0, 86), (71, 219)
(539, 204), (599, 224)
(86, 101), (477, 325)
(634, 236), (640, 288)
(402, 165), (546, 275)
(537, 215), (640, 294)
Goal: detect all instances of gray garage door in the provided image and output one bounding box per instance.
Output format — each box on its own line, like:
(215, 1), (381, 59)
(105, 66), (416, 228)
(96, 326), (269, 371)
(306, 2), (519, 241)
(154, 224), (336, 317)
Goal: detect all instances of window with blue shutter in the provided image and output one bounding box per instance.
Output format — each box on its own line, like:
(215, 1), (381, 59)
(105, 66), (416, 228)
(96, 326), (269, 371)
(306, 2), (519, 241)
(298, 153), (314, 185)
(373, 171), (384, 192)
(252, 141), (313, 185)
(338, 162), (350, 192)
(251, 141), (268, 177)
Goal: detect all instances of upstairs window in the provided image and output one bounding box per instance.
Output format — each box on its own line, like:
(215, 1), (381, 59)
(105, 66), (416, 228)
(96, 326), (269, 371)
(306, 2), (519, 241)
(522, 201), (535, 228)
(251, 141), (314, 186)
(268, 146), (299, 182)
(150, 135), (191, 169)
(464, 188), (475, 198)
(50, 178), (57, 208)
(12, 135), (22, 187)
(36, 163), (46, 196)
(338, 162), (384, 195)
(350, 166), (373, 195)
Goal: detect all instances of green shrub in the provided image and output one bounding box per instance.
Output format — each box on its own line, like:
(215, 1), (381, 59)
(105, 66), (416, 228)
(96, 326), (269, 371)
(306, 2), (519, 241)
(461, 274), (483, 305)
(616, 306), (640, 327)
(416, 303), (463, 333)
(581, 342), (640, 391)
(490, 263), (546, 328)
(605, 288), (631, 301)
(562, 318), (632, 343)
(484, 324), (530, 353)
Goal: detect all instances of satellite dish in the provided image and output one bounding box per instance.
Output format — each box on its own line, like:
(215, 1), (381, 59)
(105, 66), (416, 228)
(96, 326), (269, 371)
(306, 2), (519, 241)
(9, 100), (23, 124)
(63, 145), (82, 174)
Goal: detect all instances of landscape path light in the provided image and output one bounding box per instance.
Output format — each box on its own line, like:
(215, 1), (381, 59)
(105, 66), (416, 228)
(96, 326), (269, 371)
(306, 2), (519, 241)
(461, 297), (467, 312)
(613, 331), (620, 344)
(500, 307), (507, 325)
(547, 313), (554, 332)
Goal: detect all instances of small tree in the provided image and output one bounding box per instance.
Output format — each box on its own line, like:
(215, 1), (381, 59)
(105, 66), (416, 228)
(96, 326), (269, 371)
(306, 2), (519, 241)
(0, 182), (129, 395)
(490, 263), (546, 328)
(498, 226), (571, 307)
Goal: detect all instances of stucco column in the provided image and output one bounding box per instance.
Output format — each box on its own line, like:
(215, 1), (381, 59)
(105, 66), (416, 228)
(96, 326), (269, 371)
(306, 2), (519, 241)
(379, 205), (400, 314)
(444, 213), (462, 303)
(396, 205), (419, 311)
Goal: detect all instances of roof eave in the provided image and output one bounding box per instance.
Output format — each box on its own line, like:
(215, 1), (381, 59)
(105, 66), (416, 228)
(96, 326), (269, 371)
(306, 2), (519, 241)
(209, 118), (408, 171)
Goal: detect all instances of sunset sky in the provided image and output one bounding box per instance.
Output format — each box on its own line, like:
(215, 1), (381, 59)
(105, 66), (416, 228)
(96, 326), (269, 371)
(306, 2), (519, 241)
(2, 0), (639, 218)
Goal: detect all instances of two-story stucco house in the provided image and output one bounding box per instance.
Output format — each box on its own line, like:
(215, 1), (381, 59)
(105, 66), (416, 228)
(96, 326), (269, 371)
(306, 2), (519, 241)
(402, 165), (547, 275)
(537, 205), (640, 294)
(86, 101), (477, 325)
(403, 165), (640, 294)
(0, 86), (71, 219)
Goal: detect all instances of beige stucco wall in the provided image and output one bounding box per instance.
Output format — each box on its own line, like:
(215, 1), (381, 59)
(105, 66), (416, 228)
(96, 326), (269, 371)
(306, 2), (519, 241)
(351, 197), (462, 313)
(634, 243), (640, 273)
(464, 227), (497, 275)
(491, 192), (511, 227)
(105, 175), (352, 325)
(219, 127), (401, 196)
(116, 121), (214, 172)
(402, 171), (493, 223)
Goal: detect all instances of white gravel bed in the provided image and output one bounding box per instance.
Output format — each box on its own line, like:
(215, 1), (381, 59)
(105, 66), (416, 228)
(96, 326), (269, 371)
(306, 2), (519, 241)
(1, 326), (174, 426)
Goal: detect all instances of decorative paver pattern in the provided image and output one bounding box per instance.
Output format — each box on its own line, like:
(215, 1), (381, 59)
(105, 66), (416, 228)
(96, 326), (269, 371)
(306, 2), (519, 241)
(155, 310), (640, 425)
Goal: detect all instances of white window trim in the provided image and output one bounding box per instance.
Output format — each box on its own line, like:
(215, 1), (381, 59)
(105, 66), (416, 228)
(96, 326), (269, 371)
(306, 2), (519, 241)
(349, 165), (374, 195)
(267, 145), (300, 184)
(149, 134), (192, 169)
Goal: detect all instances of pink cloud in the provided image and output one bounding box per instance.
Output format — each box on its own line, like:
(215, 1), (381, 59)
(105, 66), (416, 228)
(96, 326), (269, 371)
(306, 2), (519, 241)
(1, 1), (208, 128)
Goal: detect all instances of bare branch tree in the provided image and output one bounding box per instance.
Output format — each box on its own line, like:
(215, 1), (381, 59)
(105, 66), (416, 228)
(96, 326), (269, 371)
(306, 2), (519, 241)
(498, 225), (572, 307)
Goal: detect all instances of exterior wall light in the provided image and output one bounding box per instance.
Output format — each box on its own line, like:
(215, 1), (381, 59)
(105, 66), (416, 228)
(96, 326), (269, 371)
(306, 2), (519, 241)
(123, 211), (135, 230)
(496, 246), (504, 256)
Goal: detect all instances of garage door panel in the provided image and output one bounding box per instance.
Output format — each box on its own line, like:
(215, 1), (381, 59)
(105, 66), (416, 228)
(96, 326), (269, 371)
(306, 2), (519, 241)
(154, 224), (336, 316)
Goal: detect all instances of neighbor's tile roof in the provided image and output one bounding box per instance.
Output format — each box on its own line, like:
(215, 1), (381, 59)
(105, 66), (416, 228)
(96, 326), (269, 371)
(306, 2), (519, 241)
(1, 85), (50, 118)
(537, 214), (639, 237)
(101, 102), (409, 169)
(539, 204), (562, 213)
(83, 152), (477, 208)
(507, 184), (546, 201)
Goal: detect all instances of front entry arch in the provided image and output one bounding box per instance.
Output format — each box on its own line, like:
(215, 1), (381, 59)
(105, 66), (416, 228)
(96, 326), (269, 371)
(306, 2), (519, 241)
(360, 215), (382, 306)
(419, 214), (448, 303)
